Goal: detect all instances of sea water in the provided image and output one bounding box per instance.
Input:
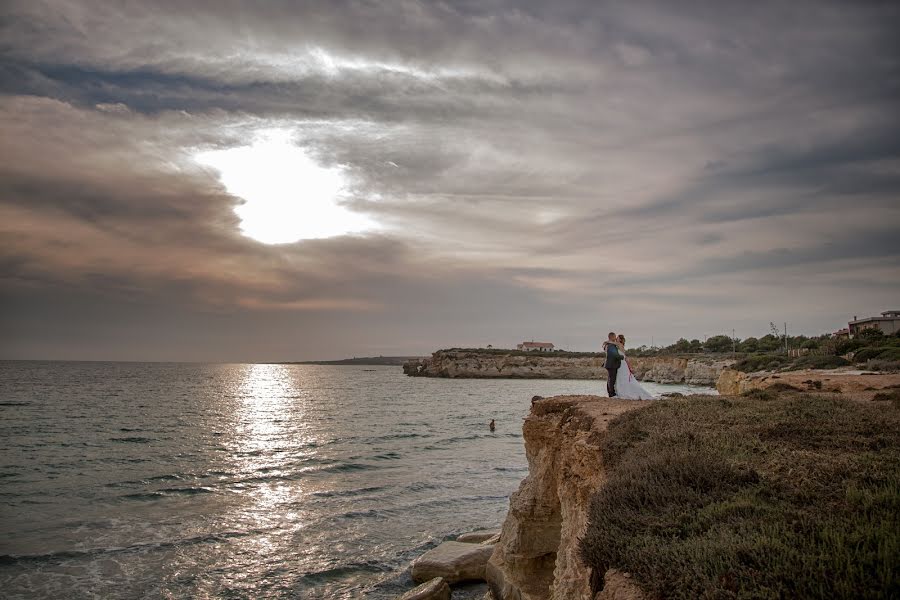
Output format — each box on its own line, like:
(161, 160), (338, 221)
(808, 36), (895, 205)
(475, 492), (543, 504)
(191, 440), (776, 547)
(0, 361), (715, 599)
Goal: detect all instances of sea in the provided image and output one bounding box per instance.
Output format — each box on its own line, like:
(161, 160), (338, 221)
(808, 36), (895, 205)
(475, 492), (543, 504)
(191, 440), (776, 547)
(0, 361), (716, 599)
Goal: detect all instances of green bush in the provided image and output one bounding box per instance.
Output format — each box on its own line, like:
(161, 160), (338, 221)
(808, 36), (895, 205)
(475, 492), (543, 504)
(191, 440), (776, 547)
(741, 388), (775, 401)
(580, 395), (900, 600)
(874, 348), (900, 362)
(854, 347), (888, 363)
(784, 355), (851, 371)
(835, 339), (866, 355)
(867, 360), (900, 372)
(733, 353), (788, 373)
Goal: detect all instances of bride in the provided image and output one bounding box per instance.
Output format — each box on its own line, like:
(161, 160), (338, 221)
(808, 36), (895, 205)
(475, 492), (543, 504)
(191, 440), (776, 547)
(610, 335), (654, 400)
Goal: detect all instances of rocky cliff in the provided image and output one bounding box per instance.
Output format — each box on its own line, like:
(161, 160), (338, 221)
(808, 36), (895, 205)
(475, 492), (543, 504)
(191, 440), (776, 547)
(403, 351), (733, 386)
(716, 367), (900, 396)
(486, 395), (648, 600)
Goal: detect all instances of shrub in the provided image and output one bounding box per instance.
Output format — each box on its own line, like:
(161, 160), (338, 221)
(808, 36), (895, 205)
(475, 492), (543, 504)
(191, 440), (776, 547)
(867, 360), (900, 372)
(733, 353), (787, 373)
(859, 328), (885, 339)
(835, 339), (865, 355)
(872, 390), (900, 402)
(853, 347), (888, 363)
(852, 347), (900, 364)
(875, 348), (900, 361)
(580, 395), (900, 600)
(741, 388), (775, 401)
(784, 355), (851, 371)
(766, 382), (802, 393)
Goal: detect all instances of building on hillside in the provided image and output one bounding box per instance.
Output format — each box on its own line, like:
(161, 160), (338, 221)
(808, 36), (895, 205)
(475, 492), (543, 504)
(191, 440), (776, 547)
(848, 311), (900, 337)
(831, 328), (850, 339)
(517, 341), (555, 351)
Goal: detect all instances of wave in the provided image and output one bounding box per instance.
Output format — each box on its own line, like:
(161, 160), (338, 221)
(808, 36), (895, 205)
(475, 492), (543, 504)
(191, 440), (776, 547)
(493, 465), (528, 472)
(371, 432), (428, 441)
(108, 436), (155, 443)
(0, 530), (256, 565)
(119, 486), (215, 500)
(314, 462), (378, 474)
(0, 401), (30, 406)
(158, 486), (215, 495)
(308, 485), (387, 499)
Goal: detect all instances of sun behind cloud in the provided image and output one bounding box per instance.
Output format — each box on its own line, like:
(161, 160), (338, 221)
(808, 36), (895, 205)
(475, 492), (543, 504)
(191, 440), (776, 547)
(195, 130), (376, 244)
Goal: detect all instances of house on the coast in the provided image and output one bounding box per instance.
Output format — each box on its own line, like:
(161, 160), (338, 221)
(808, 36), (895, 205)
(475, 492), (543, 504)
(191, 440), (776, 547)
(831, 328), (850, 339)
(517, 341), (555, 351)
(847, 311), (900, 337)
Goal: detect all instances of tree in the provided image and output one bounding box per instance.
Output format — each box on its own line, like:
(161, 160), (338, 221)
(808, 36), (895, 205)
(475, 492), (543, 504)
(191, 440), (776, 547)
(757, 334), (781, 353)
(859, 328), (884, 339)
(671, 338), (693, 353)
(704, 335), (733, 353)
(739, 337), (759, 353)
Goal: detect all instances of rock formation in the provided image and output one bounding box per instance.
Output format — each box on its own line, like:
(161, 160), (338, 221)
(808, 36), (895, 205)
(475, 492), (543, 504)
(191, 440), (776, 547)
(398, 577), (452, 600)
(716, 367), (900, 396)
(403, 350), (733, 386)
(457, 530), (501, 544)
(411, 541), (496, 585)
(486, 395), (650, 600)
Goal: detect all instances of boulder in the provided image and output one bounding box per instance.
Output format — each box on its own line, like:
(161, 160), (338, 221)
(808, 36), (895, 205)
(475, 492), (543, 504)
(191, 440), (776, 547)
(398, 577), (451, 600)
(456, 530), (500, 544)
(411, 541), (495, 584)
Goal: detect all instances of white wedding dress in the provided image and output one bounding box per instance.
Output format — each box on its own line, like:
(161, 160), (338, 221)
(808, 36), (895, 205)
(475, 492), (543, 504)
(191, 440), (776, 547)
(615, 358), (655, 400)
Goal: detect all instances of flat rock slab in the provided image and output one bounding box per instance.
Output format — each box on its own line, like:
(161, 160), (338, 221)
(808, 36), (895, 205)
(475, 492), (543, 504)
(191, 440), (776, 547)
(411, 541), (495, 584)
(398, 577), (451, 600)
(456, 530), (500, 543)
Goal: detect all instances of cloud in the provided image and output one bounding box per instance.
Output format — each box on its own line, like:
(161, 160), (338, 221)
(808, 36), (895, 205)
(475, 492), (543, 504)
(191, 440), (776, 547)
(0, 1), (898, 359)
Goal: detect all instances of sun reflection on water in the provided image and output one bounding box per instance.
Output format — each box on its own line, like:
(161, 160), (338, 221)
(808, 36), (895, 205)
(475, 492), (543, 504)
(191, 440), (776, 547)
(225, 364), (315, 578)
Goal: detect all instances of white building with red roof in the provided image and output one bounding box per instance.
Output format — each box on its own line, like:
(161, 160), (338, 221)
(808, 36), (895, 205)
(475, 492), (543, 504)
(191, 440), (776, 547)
(516, 341), (555, 351)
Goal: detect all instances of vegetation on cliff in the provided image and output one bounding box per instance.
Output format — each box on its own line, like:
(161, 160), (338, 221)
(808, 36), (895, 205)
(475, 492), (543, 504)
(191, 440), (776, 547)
(437, 347), (604, 358)
(579, 394), (900, 599)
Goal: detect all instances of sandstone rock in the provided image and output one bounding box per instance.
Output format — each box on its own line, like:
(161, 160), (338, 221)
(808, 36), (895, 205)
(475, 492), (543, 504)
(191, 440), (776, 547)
(481, 533), (501, 545)
(717, 367), (900, 397)
(716, 368), (748, 395)
(486, 396), (650, 600)
(411, 541), (495, 585)
(403, 350), (733, 385)
(398, 577), (451, 600)
(457, 530), (501, 543)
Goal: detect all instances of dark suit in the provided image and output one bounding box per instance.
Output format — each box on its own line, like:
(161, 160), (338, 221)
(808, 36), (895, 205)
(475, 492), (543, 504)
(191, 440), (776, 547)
(604, 342), (622, 397)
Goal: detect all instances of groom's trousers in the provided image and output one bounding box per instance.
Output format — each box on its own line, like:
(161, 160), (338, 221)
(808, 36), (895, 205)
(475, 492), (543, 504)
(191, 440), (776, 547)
(606, 367), (618, 397)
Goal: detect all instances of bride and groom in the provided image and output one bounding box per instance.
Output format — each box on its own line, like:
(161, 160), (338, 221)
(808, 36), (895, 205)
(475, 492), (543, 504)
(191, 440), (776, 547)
(603, 332), (654, 400)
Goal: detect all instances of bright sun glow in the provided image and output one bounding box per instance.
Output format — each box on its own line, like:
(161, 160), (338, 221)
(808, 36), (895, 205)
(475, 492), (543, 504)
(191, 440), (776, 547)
(195, 130), (376, 244)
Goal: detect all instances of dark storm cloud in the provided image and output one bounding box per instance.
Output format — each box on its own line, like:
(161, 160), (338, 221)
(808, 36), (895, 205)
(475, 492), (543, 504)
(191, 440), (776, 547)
(1, 0), (899, 360)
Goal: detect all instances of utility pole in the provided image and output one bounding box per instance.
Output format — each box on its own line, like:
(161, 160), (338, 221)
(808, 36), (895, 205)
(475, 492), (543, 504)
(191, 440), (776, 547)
(732, 328), (736, 356)
(784, 322), (788, 355)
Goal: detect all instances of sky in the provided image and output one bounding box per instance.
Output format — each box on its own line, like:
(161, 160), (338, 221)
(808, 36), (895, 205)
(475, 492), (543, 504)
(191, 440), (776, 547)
(1, 1), (899, 362)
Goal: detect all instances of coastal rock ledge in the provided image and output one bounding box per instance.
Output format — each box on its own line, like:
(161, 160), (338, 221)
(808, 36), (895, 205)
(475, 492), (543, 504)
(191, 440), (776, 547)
(486, 395), (649, 600)
(404, 351), (732, 386)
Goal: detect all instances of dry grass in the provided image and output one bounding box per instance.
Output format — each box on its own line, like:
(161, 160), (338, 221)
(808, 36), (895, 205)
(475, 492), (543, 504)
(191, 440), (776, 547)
(580, 393), (900, 600)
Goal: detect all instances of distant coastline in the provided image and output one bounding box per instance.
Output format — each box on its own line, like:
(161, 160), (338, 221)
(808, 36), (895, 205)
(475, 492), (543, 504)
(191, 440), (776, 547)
(276, 356), (424, 366)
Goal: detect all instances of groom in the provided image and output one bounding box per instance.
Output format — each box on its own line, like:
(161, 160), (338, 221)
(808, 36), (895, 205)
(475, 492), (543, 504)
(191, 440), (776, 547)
(603, 331), (622, 397)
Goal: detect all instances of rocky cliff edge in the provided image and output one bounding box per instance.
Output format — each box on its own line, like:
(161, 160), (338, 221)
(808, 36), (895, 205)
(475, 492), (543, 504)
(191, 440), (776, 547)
(486, 395), (648, 600)
(403, 351), (733, 386)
